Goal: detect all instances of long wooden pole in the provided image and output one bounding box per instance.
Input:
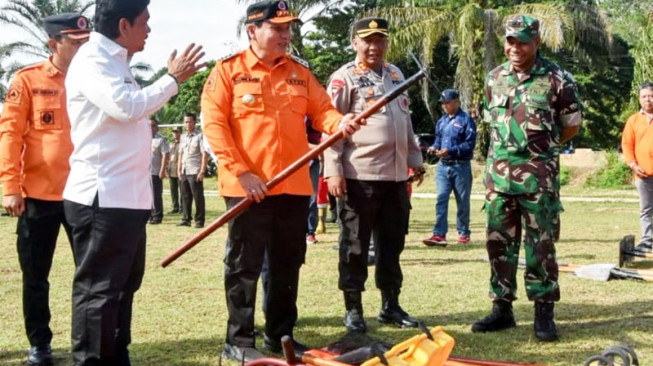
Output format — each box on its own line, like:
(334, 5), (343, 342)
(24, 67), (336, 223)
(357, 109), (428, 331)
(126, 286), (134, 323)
(161, 69), (425, 267)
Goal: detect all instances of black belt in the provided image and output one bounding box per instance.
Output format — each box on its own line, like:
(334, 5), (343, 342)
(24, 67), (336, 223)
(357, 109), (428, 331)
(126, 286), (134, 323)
(440, 159), (470, 165)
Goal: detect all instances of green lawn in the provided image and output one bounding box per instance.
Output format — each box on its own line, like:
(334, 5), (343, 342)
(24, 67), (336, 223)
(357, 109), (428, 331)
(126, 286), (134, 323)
(1, 171), (651, 366)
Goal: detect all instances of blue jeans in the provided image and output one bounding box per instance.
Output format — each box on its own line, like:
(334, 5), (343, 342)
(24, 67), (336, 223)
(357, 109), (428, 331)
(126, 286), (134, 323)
(433, 161), (472, 237)
(307, 158), (320, 235)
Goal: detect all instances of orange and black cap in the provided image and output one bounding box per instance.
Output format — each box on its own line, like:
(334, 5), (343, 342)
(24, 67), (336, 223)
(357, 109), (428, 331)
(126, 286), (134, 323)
(245, 0), (298, 24)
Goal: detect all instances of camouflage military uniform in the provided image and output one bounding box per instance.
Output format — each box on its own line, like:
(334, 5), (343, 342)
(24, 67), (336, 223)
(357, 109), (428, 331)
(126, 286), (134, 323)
(483, 56), (581, 302)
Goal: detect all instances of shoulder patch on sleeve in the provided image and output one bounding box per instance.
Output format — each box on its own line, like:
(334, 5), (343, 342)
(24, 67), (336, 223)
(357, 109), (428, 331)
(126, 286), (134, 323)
(330, 79), (346, 98)
(204, 71), (217, 92)
(291, 55), (310, 69)
(4, 82), (24, 105)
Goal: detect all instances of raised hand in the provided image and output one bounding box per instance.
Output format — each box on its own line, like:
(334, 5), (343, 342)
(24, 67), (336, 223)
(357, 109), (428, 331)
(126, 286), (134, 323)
(167, 43), (208, 84)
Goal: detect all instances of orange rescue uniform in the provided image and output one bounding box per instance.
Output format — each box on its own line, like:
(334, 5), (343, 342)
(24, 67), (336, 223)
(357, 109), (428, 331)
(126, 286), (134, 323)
(201, 48), (343, 197)
(0, 57), (72, 200)
(621, 111), (653, 177)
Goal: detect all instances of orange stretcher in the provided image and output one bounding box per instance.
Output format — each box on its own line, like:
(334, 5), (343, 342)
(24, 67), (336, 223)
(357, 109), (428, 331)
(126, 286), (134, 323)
(243, 326), (546, 366)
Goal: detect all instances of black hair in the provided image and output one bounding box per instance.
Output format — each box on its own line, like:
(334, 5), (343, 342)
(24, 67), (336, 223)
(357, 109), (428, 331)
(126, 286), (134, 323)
(639, 82), (653, 92)
(184, 112), (197, 121)
(95, 0), (150, 39)
(246, 20), (264, 40)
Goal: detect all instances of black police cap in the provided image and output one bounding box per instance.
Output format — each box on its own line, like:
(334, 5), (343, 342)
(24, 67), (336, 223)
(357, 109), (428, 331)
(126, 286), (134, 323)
(352, 17), (389, 38)
(438, 89), (459, 103)
(246, 0), (298, 24)
(43, 13), (90, 40)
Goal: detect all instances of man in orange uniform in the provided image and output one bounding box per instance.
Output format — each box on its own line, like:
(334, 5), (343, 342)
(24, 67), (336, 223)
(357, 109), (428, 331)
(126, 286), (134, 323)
(201, 0), (360, 361)
(622, 82), (653, 252)
(0, 13), (90, 366)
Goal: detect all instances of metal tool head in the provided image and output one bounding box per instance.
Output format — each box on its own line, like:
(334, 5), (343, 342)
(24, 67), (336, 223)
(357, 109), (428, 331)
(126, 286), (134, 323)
(408, 51), (441, 94)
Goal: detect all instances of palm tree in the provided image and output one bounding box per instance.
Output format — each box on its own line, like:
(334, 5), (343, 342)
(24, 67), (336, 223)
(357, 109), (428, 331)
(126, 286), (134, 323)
(367, 0), (613, 156)
(0, 43), (12, 100)
(631, 12), (653, 106)
(0, 0), (93, 81)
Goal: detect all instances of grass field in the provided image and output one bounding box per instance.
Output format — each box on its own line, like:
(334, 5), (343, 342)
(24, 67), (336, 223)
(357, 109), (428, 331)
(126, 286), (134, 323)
(1, 167), (651, 366)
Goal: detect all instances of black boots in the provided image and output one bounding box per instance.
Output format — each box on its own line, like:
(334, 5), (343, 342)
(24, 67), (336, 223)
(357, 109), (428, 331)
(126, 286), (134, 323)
(534, 301), (558, 341)
(472, 301), (558, 341)
(377, 290), (419, 328)
(471, 300), (516, 333)
(28, 345), (53, 366)
(344, 290), (418, 331)
(343, 291), (367, 332)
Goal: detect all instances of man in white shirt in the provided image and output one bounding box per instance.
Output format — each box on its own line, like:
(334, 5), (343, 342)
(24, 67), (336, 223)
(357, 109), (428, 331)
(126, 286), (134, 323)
(63, 0), (205, 364)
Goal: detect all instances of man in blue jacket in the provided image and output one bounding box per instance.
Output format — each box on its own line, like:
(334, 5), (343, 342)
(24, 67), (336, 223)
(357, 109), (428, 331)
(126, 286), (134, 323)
(423, 89), (477, 246)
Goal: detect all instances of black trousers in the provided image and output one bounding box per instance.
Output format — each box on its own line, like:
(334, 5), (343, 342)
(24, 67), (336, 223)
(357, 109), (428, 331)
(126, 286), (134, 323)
(17, 198), (72, 347)
(224, 194), (309, 347)
(338, 180), (410, 292)
(180, 174), (205, 225)
(169, 176), (180, 212)
(151, 175), (163, 221)
(64, 197), (149, 365)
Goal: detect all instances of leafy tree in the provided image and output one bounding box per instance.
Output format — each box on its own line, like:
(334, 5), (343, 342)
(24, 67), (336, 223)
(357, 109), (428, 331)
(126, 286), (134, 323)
(151, 61), (216, 125)
(559, 36), (634, 150)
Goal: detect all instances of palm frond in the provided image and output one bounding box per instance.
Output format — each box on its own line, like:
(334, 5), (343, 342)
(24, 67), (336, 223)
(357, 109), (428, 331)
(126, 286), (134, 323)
(2, 41), (48, 59)
(365, 7), (454, 64)
(631, 16), (653, 106)
(130, 62), (153, 73)
(453, 2), (484, 109)
(510, 3), (569, 52)
(564, 2), (613, 63)
(482, 9), (499, 73)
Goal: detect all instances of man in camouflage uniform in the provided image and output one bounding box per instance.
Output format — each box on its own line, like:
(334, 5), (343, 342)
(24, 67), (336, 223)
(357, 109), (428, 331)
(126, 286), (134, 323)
(324, 17), (424, 333)
(471, 15), (581, 342)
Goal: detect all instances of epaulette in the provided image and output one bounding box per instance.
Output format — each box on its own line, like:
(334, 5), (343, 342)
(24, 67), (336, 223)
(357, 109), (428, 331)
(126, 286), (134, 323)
(15, 61), (45, 74)
(386, 62), (400, 71)
(344, 61), (357, 69)
(291, 55), (310, 69)
(216, 50), (241, 63)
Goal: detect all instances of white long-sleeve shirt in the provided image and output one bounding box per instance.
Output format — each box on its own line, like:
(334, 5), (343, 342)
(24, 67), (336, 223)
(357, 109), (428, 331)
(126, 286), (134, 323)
(64, 32), (178, 209)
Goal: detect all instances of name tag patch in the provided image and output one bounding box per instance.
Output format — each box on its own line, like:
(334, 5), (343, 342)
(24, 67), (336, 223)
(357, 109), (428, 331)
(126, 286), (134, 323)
(233, 76), (260, 84)
(33, 89), (59, 96)
(287, 79), (307, 86)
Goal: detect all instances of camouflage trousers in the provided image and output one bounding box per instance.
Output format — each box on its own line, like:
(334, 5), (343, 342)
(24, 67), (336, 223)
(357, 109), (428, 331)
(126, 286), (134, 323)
(485, 190), (561, 302)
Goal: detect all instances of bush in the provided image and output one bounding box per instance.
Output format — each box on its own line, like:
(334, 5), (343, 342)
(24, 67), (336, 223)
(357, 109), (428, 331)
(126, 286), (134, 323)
(584, 150), (632, 189)
(559, 165), (570, 186)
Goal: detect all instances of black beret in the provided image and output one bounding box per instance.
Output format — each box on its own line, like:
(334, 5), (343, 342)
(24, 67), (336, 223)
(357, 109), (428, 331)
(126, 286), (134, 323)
(43, 13), (90, 40)
(246, 0), (298, 24)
